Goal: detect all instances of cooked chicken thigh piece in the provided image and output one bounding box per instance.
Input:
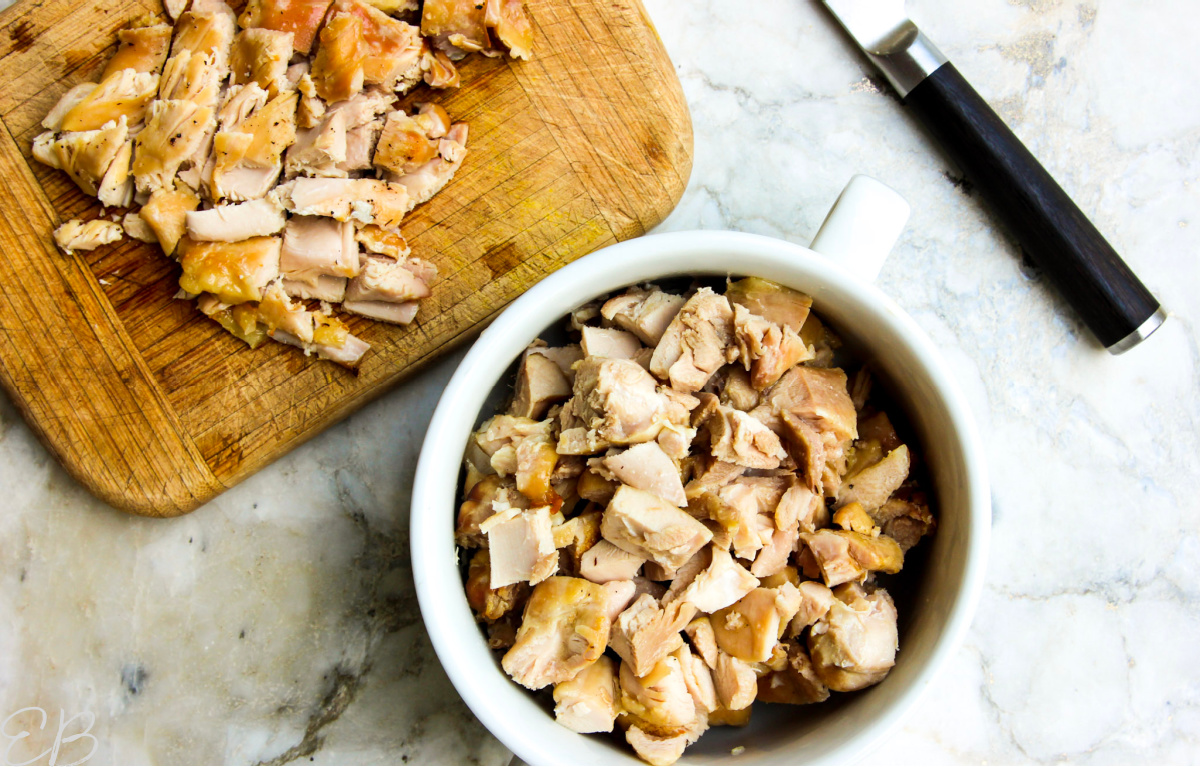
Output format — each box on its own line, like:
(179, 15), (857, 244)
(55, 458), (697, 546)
(602, 486), (712, 571)
(668, 547), (760, 614)
(60, 69), (159, 132)
(751, 365), (858, 444)
(170, 2), (236, 71)
(483, 0), (533, 59)
(238, 0), (333, 56)
(185, 197), (286, 241)
(279, 214), (359, 286)
(808, 585), (898, 692)
(159, 50), (224, 109)
(619, 655), (697, 736)
(330, 0), (424, 92)
(374, 110), (440, 176)
(581, 326), (643, 361)
(602, 442), (686, 507)
(177, 235), (280, 303)
(285, 110), (349, 179)
(270, 312), (369, 368)
(601, 286), (686, 346)
(836, 445), (910, 513)
(53, 219), (123, 253)
(580, 540), (645, 584)
(501, 576), (611, 690)
(788, 580), (835, 636)
(610, 593), (696, 677)
(511, 349), (572, 420)
(273, 178), (412, 227)
(712, 651), (757, 711)
(553, 655), (619, 734)
(212, 87), (297, 201)
(420, 42), (460, 88)
(710, 586), (797, 663)
(481, 506), (558, 588)
(389, 122), (469, 208)
(650, 287), (736, 393)
(229, 28), (294, 96)
(133, 99), (215, 194)
(139, 182), (201, 256)
(39, 117), (128, 198)
(800, 528), (903, 587)
(732, 303), (813, 390)
(256, 280), (315, 342)
(706, 405), (787, 470)
(103, 22), (173, 79)
(421, 0), (489, 59)
(756, 640), (830, 705)
(465, 549), (529, 623)
(310, 12), (365, 103)
(41, 84), (97, 132)
(121, 211), (157, 242)
(282, 275), (347, 302)
(624, 726), (688, 767)
(726, 277), (813, 333)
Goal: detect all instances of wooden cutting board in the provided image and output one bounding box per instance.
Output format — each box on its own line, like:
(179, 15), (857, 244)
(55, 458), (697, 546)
(0, 0), (691, 516)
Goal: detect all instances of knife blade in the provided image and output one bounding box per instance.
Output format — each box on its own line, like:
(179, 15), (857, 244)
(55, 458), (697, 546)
(821, 0), (1166, 354)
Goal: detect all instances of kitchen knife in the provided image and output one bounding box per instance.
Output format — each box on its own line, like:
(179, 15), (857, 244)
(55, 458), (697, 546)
(820, 0), (1166, 354)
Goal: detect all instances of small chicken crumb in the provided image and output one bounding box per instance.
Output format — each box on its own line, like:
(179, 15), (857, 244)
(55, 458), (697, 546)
(457, 277), (936, 765)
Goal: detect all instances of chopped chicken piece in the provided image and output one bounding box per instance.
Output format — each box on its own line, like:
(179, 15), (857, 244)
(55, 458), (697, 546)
(580, 540), (645, 584)
(501, 576), (611, 690)
(779, 411), (825, 493)
(512, 349), (572, 420)
(514, 435), (558, 506)
(808, 585), (898, 692)
(618, 655), (696, 737)
(483, 0), (534, 59)
(480, 505), (558, 588)
(696, 475), (787, 561)
(715, 365), (759, 411)
(159, 50), (224, 109)
(602, 442), (686, 507)
(285, 110), (349, 178)
(310, 12), (365, 102)
(874, 497), (936, 552)
(280, 215), (359, 286)
(185, 197), (286, 241)
(465, 549), (528, 622)
(330, 0), (424, 92)
(345, 256), (432, 302)
(98, 139), (135, 207)
(390, 122), (469, 208)
(553, 510), (600, 574)
(775, 478), (823, 533)
(833, 502), (878, 535)
(610, 593), (696, 677)
(726, 277), (812, 333)
(457, 474), (524, 547)
(624, 727), (687, 767)
(731, 303), (813, 390)
(712, 651), (757, 711)
(708, 705), (752, 727)
(294, 70), (326, 129)
(789, 580), (835, 636)
(601, 579), (639, 623)
(752, 366), (858, 444)
(683, 616), (719, 669)
(420, 42), (460, 88)
(374, 110), (439, 176)
(282, 276), (347, 302)
(800, 528), (903, 587)
(273, 178), (412, 227)
(356, 224), (410, 258)
(256, 280), (315, 341)
(750, 525), (800, 578)
(674, 643), (718, 714)
(558, 358), (696, 455)
(668, 547), (759, 614)
(139, 183), (201, 256)
(581, 326), (643, 360)
(42, 84), (98, 132)
(421, 0), (489, 59)
(756, 640), (830, 705)
(212, 88), (297, 201)
(709, 587), (794, 663)
(122, 211), (157, 242)
(39, 117), (129, 198)
(173, 0), (237, 59)
(238, 0), (333, 55)
(553, 655), (619, 734)
(133, 99), (215, 194)
(177, 235), (280, 303)
(229, 28), (293, 96)
(53, 219), (123, 254)
(201, 295), (270, 349)
(60, 69), (159, 132)
(103, 23), (173, 79)
(602, 486), (712, 571)
(707, 405), (787, 470)
(836, 445), (910, 513)
(683, 459), (744, 501)
(650, 287), (736, 393)
(270, 313), (370, 368)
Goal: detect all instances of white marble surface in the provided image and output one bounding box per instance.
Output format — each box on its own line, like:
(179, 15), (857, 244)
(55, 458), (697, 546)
(1, 0), (1198, 764)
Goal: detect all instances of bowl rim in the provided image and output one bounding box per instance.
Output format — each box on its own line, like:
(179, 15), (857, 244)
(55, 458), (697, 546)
(411, 230), (990, 765)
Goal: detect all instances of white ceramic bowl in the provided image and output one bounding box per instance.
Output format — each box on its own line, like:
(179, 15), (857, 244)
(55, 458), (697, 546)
(411, 177), (990, 765)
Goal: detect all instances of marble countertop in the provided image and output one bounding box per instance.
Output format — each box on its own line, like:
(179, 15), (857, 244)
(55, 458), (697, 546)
(2, 0), (1198, 764)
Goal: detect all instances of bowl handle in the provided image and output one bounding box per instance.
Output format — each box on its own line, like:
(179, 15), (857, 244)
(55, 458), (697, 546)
(809, 175), (911, 282)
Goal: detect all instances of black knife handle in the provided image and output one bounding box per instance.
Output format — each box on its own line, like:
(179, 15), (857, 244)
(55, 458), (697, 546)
(903, 62), (1162, 350)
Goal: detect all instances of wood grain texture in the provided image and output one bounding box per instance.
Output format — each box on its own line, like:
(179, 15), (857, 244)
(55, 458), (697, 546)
(0, 0), (693, 515)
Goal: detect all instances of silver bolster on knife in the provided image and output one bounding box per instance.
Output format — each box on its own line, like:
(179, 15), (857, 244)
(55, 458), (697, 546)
(866, 28), (947, 98)
(821, 0), (949, 98)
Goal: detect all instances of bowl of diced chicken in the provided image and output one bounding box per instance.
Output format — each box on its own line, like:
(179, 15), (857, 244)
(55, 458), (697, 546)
(411, 222), (989, 765)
